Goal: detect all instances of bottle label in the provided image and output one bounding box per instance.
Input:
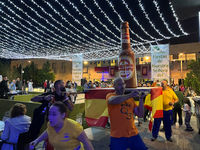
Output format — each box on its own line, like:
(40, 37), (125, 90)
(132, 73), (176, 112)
(119, 56), (134, 80)
(121, 29), (130, 44)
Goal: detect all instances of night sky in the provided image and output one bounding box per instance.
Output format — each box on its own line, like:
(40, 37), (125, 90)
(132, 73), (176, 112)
(0, 0), (198, 60)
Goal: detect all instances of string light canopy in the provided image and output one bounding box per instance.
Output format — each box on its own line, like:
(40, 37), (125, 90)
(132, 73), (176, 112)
(0, 0), (188, 61)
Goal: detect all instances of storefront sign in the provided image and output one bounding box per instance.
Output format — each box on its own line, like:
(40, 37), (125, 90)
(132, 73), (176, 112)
(151, 44), (170, 83)
(72, 54), (83, 86)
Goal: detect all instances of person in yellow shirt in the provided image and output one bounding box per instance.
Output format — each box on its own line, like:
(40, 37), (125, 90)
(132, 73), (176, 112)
(29, 101), (94, 150)
(151, 80), (178, 142)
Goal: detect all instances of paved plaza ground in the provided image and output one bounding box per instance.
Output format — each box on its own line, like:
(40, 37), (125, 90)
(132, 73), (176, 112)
(36, 95), (200, 150)
(86, 115), (200, 150)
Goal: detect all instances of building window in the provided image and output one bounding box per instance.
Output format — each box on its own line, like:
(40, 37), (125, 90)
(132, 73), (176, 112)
(139, 56), (151, 64)
(52, 63), (57, 73)
(178, 53), (186, 61)
(110, 60), (116, 66)
(83, 66), (88, 73)
(136, 58), (139, 65)
(169, 55), (173, 61)
(61, 62), (66, 73)
(142, 66), (147, 75)
(35, 64), (38, 69)
(173, 54), (178, 59)
(186, 53), (196, 61)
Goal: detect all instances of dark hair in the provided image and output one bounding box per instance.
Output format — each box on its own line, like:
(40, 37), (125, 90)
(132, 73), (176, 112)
(11, 103), (27, 118)
(162, 79), (168, 83)
(52, 101), (67, 114)
(54, 80), (63, 88)
(184, 97), (191, 107)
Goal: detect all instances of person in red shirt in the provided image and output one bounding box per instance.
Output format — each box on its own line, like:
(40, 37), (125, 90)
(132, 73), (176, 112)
(44, 80), (47, 92)
(106, 77), (147, 150)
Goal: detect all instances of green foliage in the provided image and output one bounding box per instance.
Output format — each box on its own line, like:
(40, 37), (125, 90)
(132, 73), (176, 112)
(41, 61), (55, 82)
(23, 62), (38, 84)
(76, 86), (84, 93)
(9, 66), (21, 80)
(184, 58), (200, 95)
(0, 59), (11, 77)
(0, 59), (21, 80)
(42, 61), (51, 72)
(0, 60), (55, 87)
(23, 61), (55, 87)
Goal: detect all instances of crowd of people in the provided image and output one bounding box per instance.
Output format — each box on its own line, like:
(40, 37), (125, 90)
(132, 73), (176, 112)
(83, 80), (113, 89)
(0, 76), (34, 99)
(0, 76), (197, 150)
(43, 80), (78, 104)
(0, 79), (94, 150)
(138, 80), (195, 132)
(106, 78), (195, 149)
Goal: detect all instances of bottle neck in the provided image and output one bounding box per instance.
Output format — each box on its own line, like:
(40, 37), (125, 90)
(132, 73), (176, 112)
(121, 26), (131, 51)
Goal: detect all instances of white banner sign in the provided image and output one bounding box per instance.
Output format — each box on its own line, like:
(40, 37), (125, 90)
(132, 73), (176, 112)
(72, 54), (83, 86)
(151, 44), (170, 83)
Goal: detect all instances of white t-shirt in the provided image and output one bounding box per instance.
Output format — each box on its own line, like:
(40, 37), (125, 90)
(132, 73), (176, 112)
(183, 104), (190, 112)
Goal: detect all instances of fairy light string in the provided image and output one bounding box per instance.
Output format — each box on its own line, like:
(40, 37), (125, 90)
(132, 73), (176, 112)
(0, 0), (187, 60)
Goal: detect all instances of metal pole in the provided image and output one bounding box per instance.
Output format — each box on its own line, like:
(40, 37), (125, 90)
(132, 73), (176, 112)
(21, 61), (23, 83)
(21, 61), (24, 93)
(199, 11), (200, 42)
(181, 59), (183, 79)
(179, 53), (184, 84)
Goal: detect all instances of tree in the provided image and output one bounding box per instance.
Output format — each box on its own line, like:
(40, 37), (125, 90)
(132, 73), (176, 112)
(41, 61), (55, 82)
(23, 61), (55, 87)
(23, 62), (39, 85)
(9, 66), (21, 80)
(0, 59), (21, 80)
(0, 59), (11, 77)
(184, 58), (200, 95)
(0, 59), (55, 87)
(42, 61), (51, 72)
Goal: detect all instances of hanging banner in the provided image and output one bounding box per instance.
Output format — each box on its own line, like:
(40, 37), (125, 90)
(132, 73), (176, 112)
(72, 54), (83, 86)
(151, 44), (170, 83)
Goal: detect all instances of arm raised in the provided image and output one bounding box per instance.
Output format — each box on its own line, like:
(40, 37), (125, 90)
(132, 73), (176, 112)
(108, 91), (139, 105)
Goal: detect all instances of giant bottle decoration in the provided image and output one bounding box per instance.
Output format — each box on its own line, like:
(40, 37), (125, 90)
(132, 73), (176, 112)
(119, 22), (137, 88)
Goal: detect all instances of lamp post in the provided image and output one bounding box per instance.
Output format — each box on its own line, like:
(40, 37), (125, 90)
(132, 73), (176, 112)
(21, 60), (24, 93)
(179, 53), (184, 84)
(21, 67), (23, 82)
(21, 60), (23, 81)
(199, 11), (200, 42)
